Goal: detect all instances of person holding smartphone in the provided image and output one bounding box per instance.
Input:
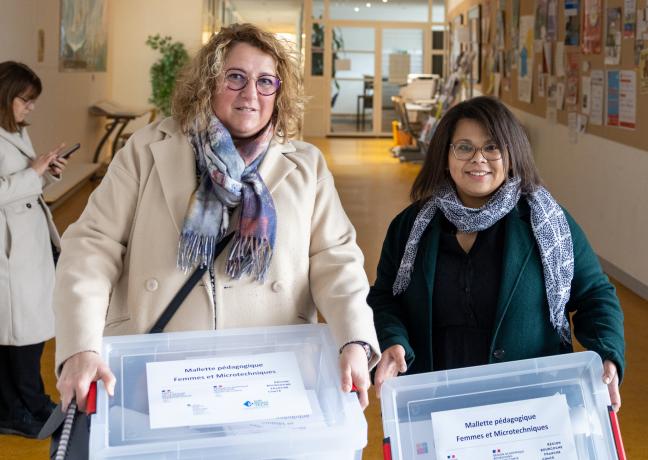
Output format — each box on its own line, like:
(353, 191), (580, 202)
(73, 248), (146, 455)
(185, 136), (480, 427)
(0, 61), (68, 437)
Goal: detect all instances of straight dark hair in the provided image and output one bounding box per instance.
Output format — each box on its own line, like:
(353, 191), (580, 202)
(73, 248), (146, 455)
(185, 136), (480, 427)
(411, 96), (542, 203)
(0, 61), (42, 132)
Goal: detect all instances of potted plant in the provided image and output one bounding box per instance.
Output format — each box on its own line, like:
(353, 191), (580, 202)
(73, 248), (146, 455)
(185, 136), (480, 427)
(145, 34), (189, 116)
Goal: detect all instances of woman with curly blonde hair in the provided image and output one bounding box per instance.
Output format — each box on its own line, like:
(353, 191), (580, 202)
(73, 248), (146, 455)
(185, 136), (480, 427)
(54, 23), (380, 412)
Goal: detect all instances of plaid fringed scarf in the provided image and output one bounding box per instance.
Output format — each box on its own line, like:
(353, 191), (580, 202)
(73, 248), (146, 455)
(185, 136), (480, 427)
(178, 116), (276, 282)
(392, 178), (574, 344)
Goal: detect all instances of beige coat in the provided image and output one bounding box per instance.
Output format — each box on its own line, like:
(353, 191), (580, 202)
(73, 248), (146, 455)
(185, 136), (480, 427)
(0, 127), (61, 346)
(54, 118), (380, 370)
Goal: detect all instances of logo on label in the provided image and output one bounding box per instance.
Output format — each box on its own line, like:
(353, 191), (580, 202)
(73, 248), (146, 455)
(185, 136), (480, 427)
(242, 399), (269, 408)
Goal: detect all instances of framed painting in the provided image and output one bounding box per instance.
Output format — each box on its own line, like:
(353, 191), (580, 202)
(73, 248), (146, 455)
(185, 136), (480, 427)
(59, 0), (108, 71)
(468, 5), (482, 83)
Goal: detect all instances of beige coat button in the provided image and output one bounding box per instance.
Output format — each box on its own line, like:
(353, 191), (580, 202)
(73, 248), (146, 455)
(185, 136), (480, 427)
(271, 281), (283, 292)
(145, 278), (159, 292)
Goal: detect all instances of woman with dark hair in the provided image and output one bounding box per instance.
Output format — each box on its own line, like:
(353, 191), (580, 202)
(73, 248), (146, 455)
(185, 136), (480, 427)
(0, 61), (67, 437)
(54, 24), (379, 413)
(369, 96), (624, 410)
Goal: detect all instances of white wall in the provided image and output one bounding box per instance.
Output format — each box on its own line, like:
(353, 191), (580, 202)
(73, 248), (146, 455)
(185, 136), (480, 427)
(0, 0), (111, 164)
(108, 0), (203, 117)
(511, 107), (648, 294)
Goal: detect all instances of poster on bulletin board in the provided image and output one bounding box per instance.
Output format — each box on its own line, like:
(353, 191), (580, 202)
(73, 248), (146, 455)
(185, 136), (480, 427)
(590, 70), (605, 124)
(534, 0), (549, 41)
(619, 70), (637, 128)
(566, 52), (580, 105)
(564, 0), (581, 45)
(518, 16), (535, 103)
(605, 8), (622, 64)
(547, 0), (559, 40)
(582, 0), (602, 53)
(623, 0), (637, 38)
(640, 49), (648, 93)
(607, 70), (620, 126)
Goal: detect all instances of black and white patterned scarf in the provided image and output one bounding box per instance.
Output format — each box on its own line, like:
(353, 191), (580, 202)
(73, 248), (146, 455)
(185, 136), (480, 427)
(392, 178), (574, 344)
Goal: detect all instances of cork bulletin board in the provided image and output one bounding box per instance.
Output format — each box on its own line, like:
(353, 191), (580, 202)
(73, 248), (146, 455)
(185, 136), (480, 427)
(448, 0), (648, 151)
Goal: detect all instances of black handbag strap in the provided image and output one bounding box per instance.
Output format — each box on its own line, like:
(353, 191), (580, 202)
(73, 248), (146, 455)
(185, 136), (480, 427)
(149, 232), (234, 334)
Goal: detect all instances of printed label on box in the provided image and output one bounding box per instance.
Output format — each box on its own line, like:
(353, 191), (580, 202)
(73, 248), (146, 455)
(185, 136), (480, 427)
(146, 351), (312, 429)
(430, 394), (577, 459)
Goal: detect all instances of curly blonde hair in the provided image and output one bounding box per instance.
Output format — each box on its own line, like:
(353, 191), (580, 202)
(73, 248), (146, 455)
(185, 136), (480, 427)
(172, 23), (305, 141)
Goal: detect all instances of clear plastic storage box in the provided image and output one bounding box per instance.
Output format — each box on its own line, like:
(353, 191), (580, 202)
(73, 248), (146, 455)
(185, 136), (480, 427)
(381, 351), (623, 460)
(89, 324), (367, 459)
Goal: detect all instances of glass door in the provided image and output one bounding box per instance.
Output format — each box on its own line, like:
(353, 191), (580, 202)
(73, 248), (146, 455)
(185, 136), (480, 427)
(380, 28), (425, 134)
(328, 27), (375, 135)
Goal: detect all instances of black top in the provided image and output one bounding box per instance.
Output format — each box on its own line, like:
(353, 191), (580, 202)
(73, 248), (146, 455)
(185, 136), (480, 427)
(431, 215), (506, 371)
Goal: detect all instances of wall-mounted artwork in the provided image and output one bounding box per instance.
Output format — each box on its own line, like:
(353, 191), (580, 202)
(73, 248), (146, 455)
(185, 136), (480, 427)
(59, 0), (108, 72)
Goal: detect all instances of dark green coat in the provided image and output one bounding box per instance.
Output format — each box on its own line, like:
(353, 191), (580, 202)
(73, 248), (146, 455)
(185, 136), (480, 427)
(368, 200), (625, 379)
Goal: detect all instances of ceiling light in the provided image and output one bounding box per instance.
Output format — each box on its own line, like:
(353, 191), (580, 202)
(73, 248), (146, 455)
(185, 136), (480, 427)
(366, 2), (371, 7)
(354, 6), (359, 11)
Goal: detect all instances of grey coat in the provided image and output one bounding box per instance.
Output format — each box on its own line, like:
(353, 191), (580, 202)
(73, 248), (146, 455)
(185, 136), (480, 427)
(0, 126), (60, 345)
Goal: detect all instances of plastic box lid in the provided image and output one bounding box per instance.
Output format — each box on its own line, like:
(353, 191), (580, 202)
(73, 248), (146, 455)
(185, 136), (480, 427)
(89, 324), (366, 459)
(381, 351), (621, 460)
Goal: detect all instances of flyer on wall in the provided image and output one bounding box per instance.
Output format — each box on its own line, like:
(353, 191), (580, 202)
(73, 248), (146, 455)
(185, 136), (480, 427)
(635, 4), (648, 64)
(564, 0), (581, 45)
(518, 15), (535, 103)
(547, 0), (559, 40)
(640, 48), (648, 93)
(590, 69), (605, 124)
(605, 7), (622, 64)
(582, 0), (602, 54)
(565, 52), (580, 106)
(534, 0), (548, 41)
(619, 70), (637, 128)
(581, 76), (591, 114)
(607, 70), (620, 126)
(430, 394), (578, 460)
(511, 0), (521, 48)
(145, 351), (312, 429)
(623, 0), (637, 38)
(497, 11), (506, 49)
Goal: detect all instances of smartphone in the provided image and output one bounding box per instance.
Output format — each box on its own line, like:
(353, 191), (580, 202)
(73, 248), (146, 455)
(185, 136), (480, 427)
(57, 143), (80, 159)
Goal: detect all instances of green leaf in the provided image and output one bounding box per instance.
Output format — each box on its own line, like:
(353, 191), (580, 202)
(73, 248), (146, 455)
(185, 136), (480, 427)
(146, 34), (189, 116)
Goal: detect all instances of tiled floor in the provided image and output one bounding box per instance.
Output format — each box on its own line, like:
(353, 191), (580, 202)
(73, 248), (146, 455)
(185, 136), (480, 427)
(2, 138), (646, 459)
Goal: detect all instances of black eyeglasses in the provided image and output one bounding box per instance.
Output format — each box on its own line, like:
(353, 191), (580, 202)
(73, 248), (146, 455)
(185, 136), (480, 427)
(450, 142), (504, 161)
(224, 70), (281, 96)
(17, 95), (36, 108)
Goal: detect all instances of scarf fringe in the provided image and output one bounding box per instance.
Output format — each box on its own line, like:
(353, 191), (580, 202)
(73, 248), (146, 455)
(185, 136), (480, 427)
(177, 230), (222, 273)
(226, 235), (273, 282)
